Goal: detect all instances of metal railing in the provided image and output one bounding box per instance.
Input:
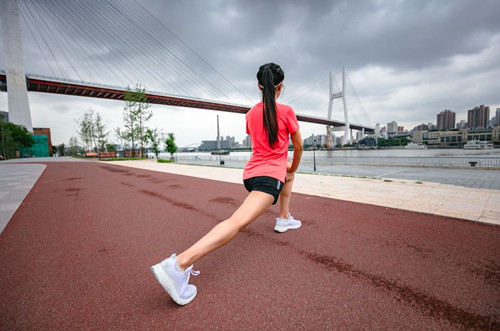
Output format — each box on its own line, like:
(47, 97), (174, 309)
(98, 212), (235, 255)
(173, 155), (500, 167)
(301, 156), (500, 167)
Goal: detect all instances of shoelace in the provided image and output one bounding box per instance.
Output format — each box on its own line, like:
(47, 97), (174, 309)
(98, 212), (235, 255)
(190, 269), (200, 276)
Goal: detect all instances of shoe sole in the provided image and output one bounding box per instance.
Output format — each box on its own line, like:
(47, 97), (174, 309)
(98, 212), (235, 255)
(274, 223), (301, 233)
(150, 263), (196, 305)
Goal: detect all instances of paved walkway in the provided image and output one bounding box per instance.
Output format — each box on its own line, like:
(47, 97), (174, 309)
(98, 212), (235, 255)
(0, 164), (46, 234)
(109, 159), (500, 225)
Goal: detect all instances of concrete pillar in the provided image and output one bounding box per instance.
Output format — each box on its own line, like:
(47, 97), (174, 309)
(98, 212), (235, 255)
(0, 0), (33, 131)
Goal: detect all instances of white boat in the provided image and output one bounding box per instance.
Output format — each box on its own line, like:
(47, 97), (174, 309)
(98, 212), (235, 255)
(404, 142), (427, 149)
(463, 140), (493, 150)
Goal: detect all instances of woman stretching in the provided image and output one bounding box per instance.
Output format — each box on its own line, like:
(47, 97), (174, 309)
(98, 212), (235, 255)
(151, 63), (303, 305)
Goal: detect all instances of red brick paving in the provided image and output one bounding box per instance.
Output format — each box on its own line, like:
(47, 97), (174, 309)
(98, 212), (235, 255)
(1, 162), (499, 329)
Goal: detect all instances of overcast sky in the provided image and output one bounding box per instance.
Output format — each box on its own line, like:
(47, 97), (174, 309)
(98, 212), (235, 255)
(1, 0), (499, 147)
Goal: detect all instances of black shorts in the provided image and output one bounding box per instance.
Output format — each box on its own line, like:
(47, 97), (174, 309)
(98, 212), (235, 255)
(243, 176), (284, 205)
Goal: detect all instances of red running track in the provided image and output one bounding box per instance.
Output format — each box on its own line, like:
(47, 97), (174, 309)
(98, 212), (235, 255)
(1, 162), (499, 330)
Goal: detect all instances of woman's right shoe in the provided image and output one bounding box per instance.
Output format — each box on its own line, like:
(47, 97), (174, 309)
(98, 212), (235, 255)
(274, 215), (302, 233)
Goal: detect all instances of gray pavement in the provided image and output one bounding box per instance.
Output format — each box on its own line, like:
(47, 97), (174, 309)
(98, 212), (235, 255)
(305, 164), (500, 190)
(0, 163), (46, 234)
(0, 158), (89, 234)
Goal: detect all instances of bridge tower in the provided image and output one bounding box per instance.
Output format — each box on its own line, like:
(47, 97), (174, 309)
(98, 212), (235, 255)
(0, 0), (33, 131)
(326, 67), (350, 147)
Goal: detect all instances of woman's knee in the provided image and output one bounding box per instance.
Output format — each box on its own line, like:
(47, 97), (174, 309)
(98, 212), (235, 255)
(226, 215), (251, 233)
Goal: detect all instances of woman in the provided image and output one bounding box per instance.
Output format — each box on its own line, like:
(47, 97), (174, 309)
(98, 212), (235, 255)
(151, 63), (303, 305)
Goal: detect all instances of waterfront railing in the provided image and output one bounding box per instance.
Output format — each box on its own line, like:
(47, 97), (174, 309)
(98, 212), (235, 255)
(173, 155), (500, 168)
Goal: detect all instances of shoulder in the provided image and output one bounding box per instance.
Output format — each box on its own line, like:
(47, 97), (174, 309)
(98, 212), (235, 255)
(276, 103), (293, 111)
(247, 103), (263, 116)
(276, 103), (296, 117)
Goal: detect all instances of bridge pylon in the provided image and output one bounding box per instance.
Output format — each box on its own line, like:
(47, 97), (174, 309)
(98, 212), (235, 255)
(326, 67), (350, 147)
(0, 0), (32, 131)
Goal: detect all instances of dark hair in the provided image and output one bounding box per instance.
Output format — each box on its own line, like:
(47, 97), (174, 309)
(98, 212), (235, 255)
(257, 63), (284, 148)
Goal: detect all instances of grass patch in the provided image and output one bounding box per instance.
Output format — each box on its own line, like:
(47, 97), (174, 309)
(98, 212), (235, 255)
(416, 181), (423, 184)
(384, 179), (392, 182)
(157, 159), (174, 163)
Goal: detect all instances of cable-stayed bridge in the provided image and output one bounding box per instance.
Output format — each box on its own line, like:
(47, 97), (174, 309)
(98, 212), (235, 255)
(1, 0), (374, 140)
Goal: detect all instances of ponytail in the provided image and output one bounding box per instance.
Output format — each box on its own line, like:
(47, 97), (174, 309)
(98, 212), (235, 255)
(257, 63), (284, 148)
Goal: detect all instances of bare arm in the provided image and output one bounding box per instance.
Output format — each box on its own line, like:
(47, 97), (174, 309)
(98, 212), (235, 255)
(288, 129), (303, 173)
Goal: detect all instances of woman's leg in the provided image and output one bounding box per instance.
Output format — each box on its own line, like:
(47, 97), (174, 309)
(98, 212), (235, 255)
(279, 172), (295, 219)
(176, 191), (274, 270)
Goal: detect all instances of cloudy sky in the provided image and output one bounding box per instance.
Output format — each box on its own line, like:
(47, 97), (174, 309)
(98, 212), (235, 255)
(1, 0), (499, 147)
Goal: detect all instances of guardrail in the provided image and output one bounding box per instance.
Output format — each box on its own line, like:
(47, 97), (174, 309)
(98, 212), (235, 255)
(173, 155), (500, 167)
(302, 156), (500, 167)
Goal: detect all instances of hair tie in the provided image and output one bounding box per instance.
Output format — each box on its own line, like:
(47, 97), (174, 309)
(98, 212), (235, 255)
(259, 81), (283, 89)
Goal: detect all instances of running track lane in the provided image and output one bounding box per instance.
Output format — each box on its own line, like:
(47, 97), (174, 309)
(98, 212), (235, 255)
(0, 162), (498, 330)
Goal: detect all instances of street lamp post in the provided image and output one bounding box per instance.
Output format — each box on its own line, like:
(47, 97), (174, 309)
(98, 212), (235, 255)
(313, 138), (317, 172)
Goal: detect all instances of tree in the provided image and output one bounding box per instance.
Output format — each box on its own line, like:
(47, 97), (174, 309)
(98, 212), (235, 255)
(75, 108), (94, 151)
(122, 85), (151, 158)
(94, 112), (109, 152)
(106, 144), (116, 152)
(54, 143), (66, 156)
(165, 132), (178, 160)
(146, 127), (163, 159)
(115, 127), (128, 153)
(0, 117), (34, 159)
(75, 108), (109, 152)
(68, 137), (79, 156)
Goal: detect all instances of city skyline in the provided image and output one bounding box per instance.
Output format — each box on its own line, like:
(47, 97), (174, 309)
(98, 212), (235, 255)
(1, 0), (499, 147)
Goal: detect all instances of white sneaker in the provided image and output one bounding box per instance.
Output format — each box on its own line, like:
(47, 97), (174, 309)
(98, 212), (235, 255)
(150, 254), (200, 305)
(274, 215), (302, 233)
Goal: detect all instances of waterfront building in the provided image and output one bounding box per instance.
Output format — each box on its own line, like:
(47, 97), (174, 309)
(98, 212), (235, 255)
(199, 135), (235, 150)
(33, 127), (53, 156)
(397, 126), (405, 132)
(375, 123), (381, 134)
(304, 134), (328, 147)
(467, 105), (490, 129)
(387, 121), (397, 133)
(437, 109), (456, 130)
(413, 127), (500, 147)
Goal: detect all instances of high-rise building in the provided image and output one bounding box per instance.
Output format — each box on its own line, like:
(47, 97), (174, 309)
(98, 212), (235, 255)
(437, 109), (456, 130)
(412, 123), (429, 131)
(0, 110), (8, 122)
(387, 121), (397, 132)
(495, 108), (500, 126)
(456, 120), (467, 130)
(467, 105), (490, 129)
(303, 134), (327, 146)
(397, 126), (405, 132)
(243, 134), (251, 148)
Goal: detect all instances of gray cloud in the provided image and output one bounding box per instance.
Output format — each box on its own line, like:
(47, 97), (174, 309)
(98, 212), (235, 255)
(1, 0), (499, 145)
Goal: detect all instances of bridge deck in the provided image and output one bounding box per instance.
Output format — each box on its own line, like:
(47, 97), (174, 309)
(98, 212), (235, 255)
(0, 73), (373, 132)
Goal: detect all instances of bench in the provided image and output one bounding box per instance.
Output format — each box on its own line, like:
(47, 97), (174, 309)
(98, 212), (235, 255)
(124, 152), (141, 158)
(98, 152), (117, 159)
